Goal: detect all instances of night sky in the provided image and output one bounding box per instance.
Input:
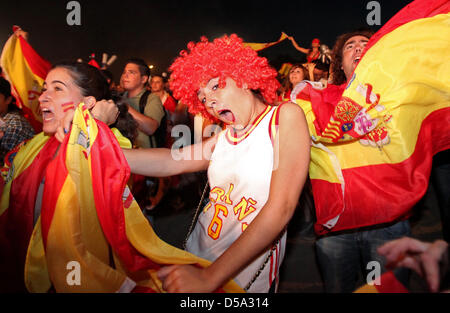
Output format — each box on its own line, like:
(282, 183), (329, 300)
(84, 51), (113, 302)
(0, 0), (412, 83)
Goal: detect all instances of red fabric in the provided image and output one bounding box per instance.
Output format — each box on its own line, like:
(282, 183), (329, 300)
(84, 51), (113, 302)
(88, 59), (101, 69)
(299, 83), (346, 136)
(306, 50), (320, 63)
(90, 122), (229, 292)
(375, 271), (408, 293)
(0, 136), (59, 292)
(18, 36), (51, 81)
(365, 0), (450, 53)
(350, 0), (450, 86)
(163, 94), (177, 113)
(314, 107), (450, 235)
(90, 121), (161, 272)
(305, 0), (450, 234)
(40, 137), (69, 247)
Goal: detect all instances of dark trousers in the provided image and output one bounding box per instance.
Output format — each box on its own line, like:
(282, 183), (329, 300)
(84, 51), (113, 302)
(315, 220), (411, 293)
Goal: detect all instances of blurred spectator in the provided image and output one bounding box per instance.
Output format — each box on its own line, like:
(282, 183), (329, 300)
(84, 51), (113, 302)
(120, 58), (165, 149)
(0, 77), (35, 163)
(150, 74), (177, 113)
(289, 37), (322, 63)
(101, 69), (117, 91)
(278, 64), (308, 103)
(304, 60), (329, 88)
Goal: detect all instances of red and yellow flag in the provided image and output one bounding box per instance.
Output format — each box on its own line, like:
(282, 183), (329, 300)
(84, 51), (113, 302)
(0, 132), (57, 292)
(0, 102), (243, 293)
(243, 32), (289, 51)
(0, 26), (51, 133)
(292, 0), (450, 235)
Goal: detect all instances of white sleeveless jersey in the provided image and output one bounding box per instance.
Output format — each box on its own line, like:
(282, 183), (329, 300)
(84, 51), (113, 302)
(186, 105), (286, 293)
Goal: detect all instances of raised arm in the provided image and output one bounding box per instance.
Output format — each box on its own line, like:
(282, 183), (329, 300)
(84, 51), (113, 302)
(157, 102), (311, 292)
(289, 36), (310, 54)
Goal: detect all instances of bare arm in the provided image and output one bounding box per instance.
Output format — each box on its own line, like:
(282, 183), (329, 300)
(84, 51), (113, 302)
(289, 36), (309, 54)
(123, 134), (218, 177)
(157, 102), (311, 292)
(127, 105), (160, 135)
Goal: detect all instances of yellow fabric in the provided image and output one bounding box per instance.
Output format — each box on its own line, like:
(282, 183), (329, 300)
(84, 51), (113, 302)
(0, 34), (44, 124)
(0, 133), (49, 216)
(298, 14), (450, 179)
(243, 32), (289, 51)
(111, 128), (132, 149)
(354, 284), (378, 293)
(24, 103), (244, 293)
(278, 63), (293, 76)
(24, 217), (51, 292)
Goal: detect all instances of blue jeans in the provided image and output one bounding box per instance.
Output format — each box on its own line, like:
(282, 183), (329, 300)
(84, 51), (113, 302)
(315, 220), (411, 293)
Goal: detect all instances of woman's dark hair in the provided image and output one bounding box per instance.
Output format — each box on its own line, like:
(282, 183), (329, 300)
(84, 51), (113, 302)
(52, 61), (111, 100)
(0, 77), (19, 112)
(330, 29), (374, 85)
(52, 61), (137, 144)
(109, 92), (138, 144)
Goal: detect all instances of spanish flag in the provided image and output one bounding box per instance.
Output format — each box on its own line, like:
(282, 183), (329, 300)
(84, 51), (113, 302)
(0, 26), (51, 133)
(292, 0), (450, 235)
(243, 32), (289, 51)
(0, 103), (243, 293)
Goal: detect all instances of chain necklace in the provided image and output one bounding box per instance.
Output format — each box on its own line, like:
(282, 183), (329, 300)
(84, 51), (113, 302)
(183, 181), (284, 292)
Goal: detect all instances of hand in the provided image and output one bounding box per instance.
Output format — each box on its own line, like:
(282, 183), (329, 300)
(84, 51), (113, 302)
(157, 264), (218, 293)
(91, 99), (119, 125)
(55, 108), (75, 143)
(13, 26), (29, 41)
(305, 63), (316, 70)
(378, 237), (449, 292)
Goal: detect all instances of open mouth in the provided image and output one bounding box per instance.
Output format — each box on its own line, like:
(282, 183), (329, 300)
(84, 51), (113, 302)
(41, 107), (54, 122)
(353, 56), (361, 64)
(217, 109), (235, 124)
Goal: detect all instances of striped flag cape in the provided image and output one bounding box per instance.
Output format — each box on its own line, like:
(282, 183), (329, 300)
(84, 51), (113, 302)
(0, 26), (51, 133)
(0, 103), (243, 293)
(291, 0), (450, 235)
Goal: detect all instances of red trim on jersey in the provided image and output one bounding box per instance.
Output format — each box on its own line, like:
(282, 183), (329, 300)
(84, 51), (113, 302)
(225, 105), (271, 145)
(268, 104), (282, 146)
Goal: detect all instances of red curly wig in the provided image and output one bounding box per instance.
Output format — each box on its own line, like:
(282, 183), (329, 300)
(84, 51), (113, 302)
(169, 34), (280, 119)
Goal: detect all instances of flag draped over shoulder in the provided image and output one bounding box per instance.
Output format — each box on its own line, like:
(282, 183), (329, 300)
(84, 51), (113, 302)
(0, 132), (57, 292)
(292, 0), (450, 235)
(243, 32), (289, 51)
(1, 103), (243, 293)
(0, 27), (51, 133)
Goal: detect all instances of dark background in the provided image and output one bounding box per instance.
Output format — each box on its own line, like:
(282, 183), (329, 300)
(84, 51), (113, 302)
(0, 0), (412, 83)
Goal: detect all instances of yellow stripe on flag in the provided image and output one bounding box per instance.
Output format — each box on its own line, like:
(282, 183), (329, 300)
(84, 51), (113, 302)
(243, 32), (289, 51)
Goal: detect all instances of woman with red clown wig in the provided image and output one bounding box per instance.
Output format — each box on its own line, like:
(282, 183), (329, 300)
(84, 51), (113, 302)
(121, 34), (311, 292)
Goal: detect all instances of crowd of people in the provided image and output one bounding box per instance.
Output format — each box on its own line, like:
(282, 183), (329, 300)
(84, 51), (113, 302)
(0, 0), (449, 294)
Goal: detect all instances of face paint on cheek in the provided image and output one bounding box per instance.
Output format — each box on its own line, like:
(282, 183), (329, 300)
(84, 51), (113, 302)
(61, 101), (75, 113)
